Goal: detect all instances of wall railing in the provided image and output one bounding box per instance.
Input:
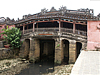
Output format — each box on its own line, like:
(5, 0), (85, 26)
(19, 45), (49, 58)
(23, 27), (87, 36)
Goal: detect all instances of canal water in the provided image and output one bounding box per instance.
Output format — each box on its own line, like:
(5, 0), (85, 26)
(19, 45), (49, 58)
(16, 57), (55, 75)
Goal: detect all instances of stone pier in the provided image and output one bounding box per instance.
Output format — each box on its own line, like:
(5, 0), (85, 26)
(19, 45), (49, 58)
(69, 40), (76, 64)
(29, 39), (40, 62)
(19, 39), (30, 58)
(55, 38), (62, 64)
(54, 38), (64, 64)
(29, 38), (35, 62)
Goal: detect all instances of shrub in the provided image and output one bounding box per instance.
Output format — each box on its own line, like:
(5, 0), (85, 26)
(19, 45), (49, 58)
(0, 26), (22, 49)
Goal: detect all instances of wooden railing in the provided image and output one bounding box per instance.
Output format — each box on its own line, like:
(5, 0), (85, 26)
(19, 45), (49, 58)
(35, 28), (59, 32)
(61, 28), (73, 33)
(23, 28), (87, 36)
(24, 29), (33, 34)
(75, 30), (87, 36)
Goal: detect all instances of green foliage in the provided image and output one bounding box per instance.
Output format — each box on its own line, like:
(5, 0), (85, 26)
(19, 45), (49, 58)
(54, 60), (61, 64)
(0, 27), (22, 49)
(56, 44), (60, 48)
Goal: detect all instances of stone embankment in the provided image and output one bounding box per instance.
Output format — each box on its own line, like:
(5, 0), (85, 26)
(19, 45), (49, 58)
(43, 64), (74, 75)
(0, 58), (29, 75)
(0, 58), (74, 75)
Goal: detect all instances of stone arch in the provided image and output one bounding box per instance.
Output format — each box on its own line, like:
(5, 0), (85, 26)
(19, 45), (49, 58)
(24, 39), (30, 59)
(39, 39), (55, 62)
(62, 39), (69, 64)
(76, 42), (82, 59)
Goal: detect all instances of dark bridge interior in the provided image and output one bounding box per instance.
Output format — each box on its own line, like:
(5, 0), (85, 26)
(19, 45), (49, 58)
(36, 22), (59, 28)
(63, 22), (73, 29)
(76, 42), (82, 59)
(40, 39), (55, 62)
(76, 24), (87, 31)
(62, 40), (69, 64)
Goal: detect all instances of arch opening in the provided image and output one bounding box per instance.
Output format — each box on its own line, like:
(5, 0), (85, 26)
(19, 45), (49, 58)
(76, 42), (82, 59)
(62, 40), (69, 64)
(24, 39), (30, 60)
(39, 39), (55, 63)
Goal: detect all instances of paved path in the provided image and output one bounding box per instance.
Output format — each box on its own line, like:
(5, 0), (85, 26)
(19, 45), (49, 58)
(71, 51), (100, 75)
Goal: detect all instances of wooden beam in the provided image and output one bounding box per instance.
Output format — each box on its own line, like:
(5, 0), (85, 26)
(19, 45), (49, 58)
(33, 23), (35, 32)
(61, 20), (87, 25)
(73, 21), (76, 33)
(23, 25), (25, 34)
(59, 20), (61, 33)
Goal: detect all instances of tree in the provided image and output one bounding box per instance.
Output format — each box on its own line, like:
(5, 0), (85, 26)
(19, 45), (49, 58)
(0, 26), (22, 49)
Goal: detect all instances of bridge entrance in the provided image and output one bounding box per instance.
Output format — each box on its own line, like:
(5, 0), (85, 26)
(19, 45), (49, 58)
(24, 39), (30, 59)
(76, 42), (82, 59)
(40, 39), (55, 62)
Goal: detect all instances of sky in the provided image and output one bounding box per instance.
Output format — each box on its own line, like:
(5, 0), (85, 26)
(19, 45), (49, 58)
(0, 0), (100, 20)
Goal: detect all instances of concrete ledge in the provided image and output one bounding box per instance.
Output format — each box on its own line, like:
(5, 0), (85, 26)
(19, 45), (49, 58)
(71, 51), (100, 75)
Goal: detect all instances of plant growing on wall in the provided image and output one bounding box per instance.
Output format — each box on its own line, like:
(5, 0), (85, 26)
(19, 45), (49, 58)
(0, 26), (22, 49)
(56, 44), (60, 48)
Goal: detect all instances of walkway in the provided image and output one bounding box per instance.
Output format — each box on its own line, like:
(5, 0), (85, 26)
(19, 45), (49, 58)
(71, 50), (100, 75)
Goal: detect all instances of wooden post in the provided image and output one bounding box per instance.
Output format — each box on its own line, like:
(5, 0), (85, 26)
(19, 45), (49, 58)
(59, 21), (61, 32)
(23, 25), (25, 34)
(33, 23), (35, 32)
(37, 23), (38, 31)
(73, 21), (76, 33)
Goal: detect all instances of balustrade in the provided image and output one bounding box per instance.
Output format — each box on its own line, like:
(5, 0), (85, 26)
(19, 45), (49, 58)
(75, 30), (87, 36)
(24, 29), (33, 34)
(35, 28), (59, 32)
(22, 27), (87, 36)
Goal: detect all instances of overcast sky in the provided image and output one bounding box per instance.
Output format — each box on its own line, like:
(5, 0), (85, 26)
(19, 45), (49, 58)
(0, 0), (100, 20)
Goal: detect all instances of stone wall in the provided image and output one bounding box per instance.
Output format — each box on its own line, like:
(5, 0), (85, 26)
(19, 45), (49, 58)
(29, 39), (40, 62)
(19, 39), (30, 59)
(34, 39), (40, 60)
(82, 42), (87, 50)
(0, 48), (13, 60)
(0, 41), (6, 48)
(0, 41), (3, 48)
(87, 21), (100, 50)
(19, 38), (40, 62)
